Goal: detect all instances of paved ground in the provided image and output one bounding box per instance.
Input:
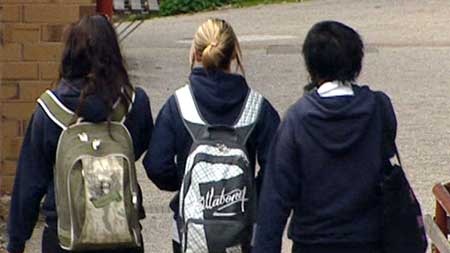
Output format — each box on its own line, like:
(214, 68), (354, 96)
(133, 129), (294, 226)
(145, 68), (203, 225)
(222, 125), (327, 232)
(21, 0), (450, 252)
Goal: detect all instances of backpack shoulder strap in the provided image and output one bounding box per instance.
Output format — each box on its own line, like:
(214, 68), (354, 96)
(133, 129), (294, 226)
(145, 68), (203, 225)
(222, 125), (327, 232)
(234, 89), (264, 128)
(174, 85), (206, 125)
(38, 88), (136, 129)
(37, 90), (75, 130)
(233, 89), (264, 144)
(174, 85), (207, 141)
(374, 91), (401, 166)
(111, 87), (136, 123)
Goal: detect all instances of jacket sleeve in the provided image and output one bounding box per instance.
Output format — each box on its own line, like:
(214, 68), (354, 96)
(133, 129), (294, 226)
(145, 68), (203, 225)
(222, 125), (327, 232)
(253, 110), (301, 253)
(253, 99), (281, 194)
(125, 87), (154, 160)
(143, 97), (180, 191)
(377, 92), (397, 159)
(7, 109), (54, 253)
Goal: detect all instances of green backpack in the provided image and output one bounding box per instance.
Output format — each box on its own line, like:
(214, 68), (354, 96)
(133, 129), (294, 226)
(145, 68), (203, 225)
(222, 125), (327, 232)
(37, 90), (142, 251)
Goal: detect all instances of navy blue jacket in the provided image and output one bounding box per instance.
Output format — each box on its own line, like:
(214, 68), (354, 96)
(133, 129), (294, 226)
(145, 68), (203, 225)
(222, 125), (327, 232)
(253, 86), (397, 252)
(143, 67), (280, 214)
(7, 79), (153, 253)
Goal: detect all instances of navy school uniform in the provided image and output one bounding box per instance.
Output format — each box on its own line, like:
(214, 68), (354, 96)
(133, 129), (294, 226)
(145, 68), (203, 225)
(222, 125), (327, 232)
(7, 79), (153, 253)
(143, 67), (281, 248)
(253, 82), (397, 253)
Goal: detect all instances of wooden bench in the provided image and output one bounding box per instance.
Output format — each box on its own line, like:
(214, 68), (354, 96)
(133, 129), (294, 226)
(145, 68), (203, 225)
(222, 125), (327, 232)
(424, 183), (450, 253)
(113, 0), (160, 13)
(110, 0), (160, 42)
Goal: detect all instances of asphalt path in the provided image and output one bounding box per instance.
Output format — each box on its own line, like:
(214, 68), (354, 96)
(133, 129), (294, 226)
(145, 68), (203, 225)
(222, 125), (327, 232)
(23, 0), (450, 252)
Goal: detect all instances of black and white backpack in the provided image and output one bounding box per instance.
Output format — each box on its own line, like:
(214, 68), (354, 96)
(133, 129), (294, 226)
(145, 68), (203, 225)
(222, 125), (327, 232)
(175, 85), (263, 253)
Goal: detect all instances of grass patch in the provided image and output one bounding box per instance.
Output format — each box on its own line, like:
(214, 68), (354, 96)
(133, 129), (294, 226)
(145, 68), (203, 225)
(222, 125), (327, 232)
(121, 0), (307, 20)
(232, 0), (305, 8)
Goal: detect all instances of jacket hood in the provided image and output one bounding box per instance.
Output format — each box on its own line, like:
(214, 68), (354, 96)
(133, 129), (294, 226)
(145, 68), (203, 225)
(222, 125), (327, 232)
(189, 67), (249, 120)
(56, 78), (110, 123)
(302, 85), (376, 153)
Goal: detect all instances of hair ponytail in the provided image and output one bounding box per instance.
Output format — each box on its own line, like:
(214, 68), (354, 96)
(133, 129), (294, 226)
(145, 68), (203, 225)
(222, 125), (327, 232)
(191, 18), (244, 75)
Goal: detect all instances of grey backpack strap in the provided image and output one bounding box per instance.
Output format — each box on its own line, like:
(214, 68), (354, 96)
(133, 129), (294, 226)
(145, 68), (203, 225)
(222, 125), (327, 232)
(233, 89), (264, 143)
(234, 89), (263, 128)
(175, 85), (207, 140)
(37, 90), (75, 130)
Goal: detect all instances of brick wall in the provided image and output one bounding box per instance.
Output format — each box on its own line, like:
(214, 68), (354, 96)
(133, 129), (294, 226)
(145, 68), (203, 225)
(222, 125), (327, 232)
(0, 0), (96, 194)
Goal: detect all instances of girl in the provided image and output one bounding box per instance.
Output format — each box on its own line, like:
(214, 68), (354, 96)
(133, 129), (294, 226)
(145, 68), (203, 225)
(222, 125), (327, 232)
(7, 15), (153, 253)
(253, 21), (399, 253)
(144, 18), (280, 253)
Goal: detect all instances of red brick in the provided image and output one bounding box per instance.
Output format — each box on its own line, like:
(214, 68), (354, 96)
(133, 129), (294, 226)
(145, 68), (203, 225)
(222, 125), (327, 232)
(0, 82), (19, 100)
(41, 24), (64, 42)
(1, 81), (52, 101)
(3, 23), (40, 43)
(24, 43), (63, 61)
(0, 5), (22, 22)
(1, 102), (35, 120)
(39, 62), (60, 80)
(1, 137), (24, 160)
(19, 81), (53, 101)
(79, 4), (96, 17)
(1, 160), (17, 183)
(0, 0), (51, 3)
(0, 43), (22, 61)
(0, 175), (15, 194)
(1, 120), (20, 139)
(24, 4), (81, 23)
(2, 160), (17, 176)
(1, 62), (38, 80)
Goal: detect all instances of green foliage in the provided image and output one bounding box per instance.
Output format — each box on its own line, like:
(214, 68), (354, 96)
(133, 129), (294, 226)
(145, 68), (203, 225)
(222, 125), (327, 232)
(156, 0), (305, 17)
(160, 0), (232, 16)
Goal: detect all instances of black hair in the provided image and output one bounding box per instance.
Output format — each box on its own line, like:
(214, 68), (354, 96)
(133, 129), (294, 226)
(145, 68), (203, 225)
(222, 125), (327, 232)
(302, 21), (364, 86)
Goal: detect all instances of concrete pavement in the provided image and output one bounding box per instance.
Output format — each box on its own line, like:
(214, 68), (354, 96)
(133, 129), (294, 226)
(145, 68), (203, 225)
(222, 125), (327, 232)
(24, 0), (450, 252)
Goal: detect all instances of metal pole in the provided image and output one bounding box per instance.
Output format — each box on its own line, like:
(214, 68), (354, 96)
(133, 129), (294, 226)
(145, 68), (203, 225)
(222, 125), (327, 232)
(97, 0), (114, 18)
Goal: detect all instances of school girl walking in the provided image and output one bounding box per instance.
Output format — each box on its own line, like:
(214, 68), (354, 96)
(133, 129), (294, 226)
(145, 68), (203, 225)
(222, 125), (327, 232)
(253, 21), (405, 253)
(7, 15), (153, 253)
(144, 18), (280, 253)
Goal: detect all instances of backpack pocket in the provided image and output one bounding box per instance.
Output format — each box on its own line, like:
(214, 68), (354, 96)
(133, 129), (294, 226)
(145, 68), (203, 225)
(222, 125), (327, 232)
(67, 154), (138, 249)
(184, 219), (248, 253)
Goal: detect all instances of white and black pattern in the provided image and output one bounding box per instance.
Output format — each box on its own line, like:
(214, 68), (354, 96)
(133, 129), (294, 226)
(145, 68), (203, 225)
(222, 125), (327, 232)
(180, 144), (248, 219)
(175, 85), (263, 128)
(175, 85), (205, 125)
(180, 144), (248, 206)
(176, 85), (261, 253)
(182, 162), (244, 253)
(234, 90), (263, 128)
(180, 144), (248, 253)
(184, 162), (243, 219)
(185, 223), (209, 253)
(183, 145), (248, 177)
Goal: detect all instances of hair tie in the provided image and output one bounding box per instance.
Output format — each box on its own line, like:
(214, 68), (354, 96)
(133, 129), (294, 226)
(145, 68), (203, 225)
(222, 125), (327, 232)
(203, 41), (218, 54)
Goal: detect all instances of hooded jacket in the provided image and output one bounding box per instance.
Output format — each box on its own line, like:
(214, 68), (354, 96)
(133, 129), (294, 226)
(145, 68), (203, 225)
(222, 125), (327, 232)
(7, 79), (153, 253)
(143, 67), (280, 214)
(253, 85), (397, 253)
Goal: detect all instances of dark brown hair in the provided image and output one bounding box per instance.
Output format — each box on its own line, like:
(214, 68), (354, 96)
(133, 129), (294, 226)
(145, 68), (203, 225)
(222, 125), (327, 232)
(59, 15), (132, 122)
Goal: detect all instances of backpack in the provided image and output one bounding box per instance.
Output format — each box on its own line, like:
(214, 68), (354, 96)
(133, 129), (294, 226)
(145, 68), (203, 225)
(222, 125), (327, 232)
(376, 92), (427, 253)
(175, 85), (263, 253)
(37, 89), (142, 251)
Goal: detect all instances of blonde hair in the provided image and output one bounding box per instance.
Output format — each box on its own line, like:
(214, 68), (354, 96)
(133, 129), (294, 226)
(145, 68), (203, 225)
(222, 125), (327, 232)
(190, 18), (244, 75)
